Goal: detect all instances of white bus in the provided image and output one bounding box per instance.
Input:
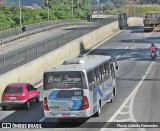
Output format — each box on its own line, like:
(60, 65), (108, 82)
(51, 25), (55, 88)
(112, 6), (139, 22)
(43, 55), (118, 118)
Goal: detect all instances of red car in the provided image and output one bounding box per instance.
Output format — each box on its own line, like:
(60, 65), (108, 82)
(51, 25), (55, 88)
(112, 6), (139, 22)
(1, 83), (40, 110)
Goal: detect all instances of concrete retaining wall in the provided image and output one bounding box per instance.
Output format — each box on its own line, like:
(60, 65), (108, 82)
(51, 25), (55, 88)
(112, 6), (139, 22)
(0, 17), (143, 102)
(128, 17), (143, 26)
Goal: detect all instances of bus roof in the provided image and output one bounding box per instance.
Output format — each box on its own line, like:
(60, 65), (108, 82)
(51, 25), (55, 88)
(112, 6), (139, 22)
(45, 55), (111, 73)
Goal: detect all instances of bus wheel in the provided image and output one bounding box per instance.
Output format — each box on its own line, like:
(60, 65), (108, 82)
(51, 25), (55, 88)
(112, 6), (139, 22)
(109, 97), (113, 103)
(94, 103), (101, 117)
(109, 92), (114, 103)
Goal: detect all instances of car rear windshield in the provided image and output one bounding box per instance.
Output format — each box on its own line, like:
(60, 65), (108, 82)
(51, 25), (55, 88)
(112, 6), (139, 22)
(4, 86), (23, 94)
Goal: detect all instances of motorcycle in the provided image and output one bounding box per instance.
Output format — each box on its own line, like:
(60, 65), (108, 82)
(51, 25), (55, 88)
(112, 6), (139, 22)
(151, 51), (157, 59)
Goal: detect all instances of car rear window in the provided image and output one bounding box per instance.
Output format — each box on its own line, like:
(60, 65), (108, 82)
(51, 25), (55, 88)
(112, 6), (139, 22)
(4, 86), (23, 94)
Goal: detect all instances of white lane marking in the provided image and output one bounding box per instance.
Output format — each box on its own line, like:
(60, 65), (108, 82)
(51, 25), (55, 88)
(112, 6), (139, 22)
(116, 47), (128, 60)
(35, 82), (43, 88)
(100, 128), (129, 131)
(118, 111), (130, 115)
(108, 61), (153, 122)
(125, 46), (128, 50)
(116, 55), (120, 60)
(0, 111), (16, 121)
(100, 61), (154, 131)
(138, 33), (141, 36)
(13, 58), (25, 64)
(83, 30), (123, 56)
(39, 117), (46, 122)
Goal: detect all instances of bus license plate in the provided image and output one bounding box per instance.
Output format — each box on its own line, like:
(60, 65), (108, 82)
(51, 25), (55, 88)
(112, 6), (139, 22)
(62, 114), (70, 117)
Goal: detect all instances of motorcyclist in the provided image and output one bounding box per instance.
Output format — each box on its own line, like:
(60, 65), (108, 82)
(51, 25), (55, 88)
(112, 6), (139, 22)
(149, 43), (157, 58)
(149, 43), (157, 52)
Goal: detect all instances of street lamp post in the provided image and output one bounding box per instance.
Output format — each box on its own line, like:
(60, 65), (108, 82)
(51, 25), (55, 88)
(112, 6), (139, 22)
(47, 0), (50, 21)
(18, 0), (22, 27)
(126, 0), (128, 16)
(72, 0), (74, 19)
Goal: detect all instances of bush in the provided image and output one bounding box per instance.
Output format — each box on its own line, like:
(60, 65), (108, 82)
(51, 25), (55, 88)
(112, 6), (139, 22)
(124, 5), (160, 15)
(105, 10), (117, 15)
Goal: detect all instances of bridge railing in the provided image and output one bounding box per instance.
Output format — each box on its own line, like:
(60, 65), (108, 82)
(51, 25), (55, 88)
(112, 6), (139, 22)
(0, 15), (122, 46)
(0, 19), (89, 45)
(0, 15), (121, 75)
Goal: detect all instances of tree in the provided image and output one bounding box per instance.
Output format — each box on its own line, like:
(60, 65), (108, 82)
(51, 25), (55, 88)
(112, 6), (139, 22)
(151, 0), (160, 4)
(111, 0), (125, 9)
(104, 2), (115, 11)
(0, 0), (90, 31)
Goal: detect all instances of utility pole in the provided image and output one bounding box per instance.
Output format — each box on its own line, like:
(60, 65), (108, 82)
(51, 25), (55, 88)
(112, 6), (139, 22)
(47, 0), (50, 21)
(18, 0), (22, 27)
(72, 0), (74, 19)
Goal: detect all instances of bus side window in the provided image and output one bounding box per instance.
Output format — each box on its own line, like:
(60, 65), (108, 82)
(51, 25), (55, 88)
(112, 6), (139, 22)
(108, 63), (112, 78)
(100, 65), (105, 82)
(95, 67), (101, 85)
(104, 62), (109, 79)
(87, 71), (95, 91)
(110, 63), (115, 77)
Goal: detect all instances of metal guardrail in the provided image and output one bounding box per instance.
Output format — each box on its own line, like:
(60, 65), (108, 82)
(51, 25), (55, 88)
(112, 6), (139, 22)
(0, 16), (120, 75)
(0, 20), (89, 45)
(0, 14), (143, 45)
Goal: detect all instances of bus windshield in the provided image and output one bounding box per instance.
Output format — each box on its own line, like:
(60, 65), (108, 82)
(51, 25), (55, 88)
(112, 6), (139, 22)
(44, 71), (84, 90)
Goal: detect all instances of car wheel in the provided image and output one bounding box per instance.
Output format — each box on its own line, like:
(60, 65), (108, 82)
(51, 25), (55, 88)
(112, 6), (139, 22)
(25, 100), (30, 109)
(2, 106), (6, 110)
(36, 95), (40, 103)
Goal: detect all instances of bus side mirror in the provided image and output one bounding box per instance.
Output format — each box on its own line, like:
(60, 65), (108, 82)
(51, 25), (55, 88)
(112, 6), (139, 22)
(111, 59), (118, 70)
(115, 63), (118, 70)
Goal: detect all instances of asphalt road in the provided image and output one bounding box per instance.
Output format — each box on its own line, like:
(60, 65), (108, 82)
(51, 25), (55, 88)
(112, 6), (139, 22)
(0, 25), (160, 131)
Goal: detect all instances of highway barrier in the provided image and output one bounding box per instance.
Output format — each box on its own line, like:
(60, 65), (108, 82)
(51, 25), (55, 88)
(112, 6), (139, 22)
(0, 20), (89, 45)
(0, 17), (143, 102)
(118, 13), (128, 29)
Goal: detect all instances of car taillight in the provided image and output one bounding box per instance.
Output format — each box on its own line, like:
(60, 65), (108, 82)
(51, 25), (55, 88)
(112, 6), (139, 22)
(2, 95), (8, 100)
(44, 97), (49, 111)
(17, 96), (25, 100)
(83, 96), (89, 110)
(2, 95), (9, 100)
